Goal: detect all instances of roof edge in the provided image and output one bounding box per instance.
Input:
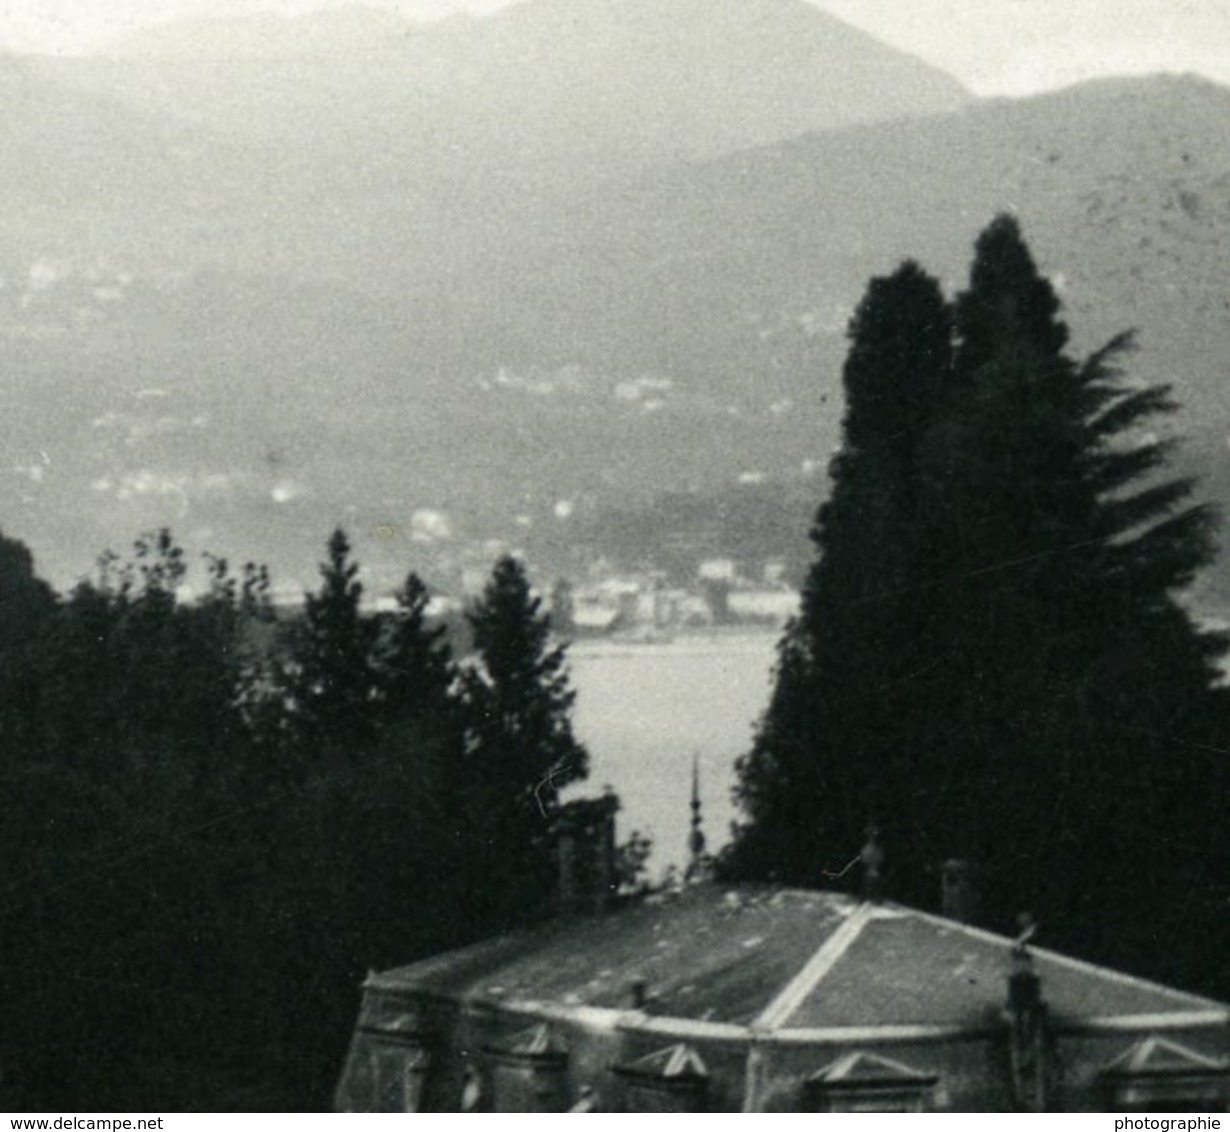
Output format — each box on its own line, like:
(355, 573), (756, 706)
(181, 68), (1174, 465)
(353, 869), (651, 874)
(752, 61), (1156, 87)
(889, 902), (1229, 1013)
(1054, 1010), (1230, 1036)
(768, 1022), (999, 1045)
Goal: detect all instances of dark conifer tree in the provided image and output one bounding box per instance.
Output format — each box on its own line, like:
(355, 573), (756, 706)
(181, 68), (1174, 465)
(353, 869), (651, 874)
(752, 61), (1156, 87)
(33, 530), (255, 786)
(379, 571), (455, 725)
(370, 570), (464, 897)
(730, 216), (1228, 992)
(460, 555), (588, 926)
(290, 527), (381, 750)
(935, 214), (1226, 973)
(0, 532), (57, 760)
(731, 262), (954, 888)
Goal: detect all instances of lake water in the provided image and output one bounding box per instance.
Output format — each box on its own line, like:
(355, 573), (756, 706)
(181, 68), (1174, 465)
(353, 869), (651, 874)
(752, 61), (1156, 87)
(565, 630), (780, 876)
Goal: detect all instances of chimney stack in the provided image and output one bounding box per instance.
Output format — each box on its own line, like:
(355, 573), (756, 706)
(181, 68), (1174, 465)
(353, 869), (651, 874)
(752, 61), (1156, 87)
(555, 794), (619, 914)
(1006, 915), (1051, 1111)
(941, 859), (982, 925)
(860, 824), (885, 901)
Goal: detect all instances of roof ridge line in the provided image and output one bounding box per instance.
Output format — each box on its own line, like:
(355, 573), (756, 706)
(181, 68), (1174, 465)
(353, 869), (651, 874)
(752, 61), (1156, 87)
(751, 900), (874, 1032)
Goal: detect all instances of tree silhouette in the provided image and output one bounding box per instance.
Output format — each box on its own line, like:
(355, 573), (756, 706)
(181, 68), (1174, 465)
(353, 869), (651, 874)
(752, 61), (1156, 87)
(732, 261), (955, 885)
(729, 215), (1229, 992)
(379, 570), (455, 726)
(290, 528), (380, 752)
(460, 555), (589, 927)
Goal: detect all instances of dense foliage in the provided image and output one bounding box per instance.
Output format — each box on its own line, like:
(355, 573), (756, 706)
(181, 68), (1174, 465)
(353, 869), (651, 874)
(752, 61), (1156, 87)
(458, 556), (589, 928)
(0, 531), (589, 1110)
(728, 215), (1229, 997)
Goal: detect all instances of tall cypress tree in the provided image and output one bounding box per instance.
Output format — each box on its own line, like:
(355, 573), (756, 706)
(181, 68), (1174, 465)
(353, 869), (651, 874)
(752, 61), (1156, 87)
(934, 215), (1226, 973)
(731, 261), (954, 888)
(730, 216), (1228, 991)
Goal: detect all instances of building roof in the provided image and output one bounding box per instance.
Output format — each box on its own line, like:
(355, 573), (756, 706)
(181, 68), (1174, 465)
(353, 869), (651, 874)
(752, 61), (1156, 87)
(1103, 1036), (1230, 1079)
(365, 885), (1227, 1040)
(481, 1022), (568, 1067)
(616, 1043), (708, 1081)
(810, 1051), (938, 1088)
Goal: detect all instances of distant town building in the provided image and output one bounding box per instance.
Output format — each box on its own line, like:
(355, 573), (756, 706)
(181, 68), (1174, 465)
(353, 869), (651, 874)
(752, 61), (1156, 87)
(727, 588), (798, 625)
(697, 558), (737, 583)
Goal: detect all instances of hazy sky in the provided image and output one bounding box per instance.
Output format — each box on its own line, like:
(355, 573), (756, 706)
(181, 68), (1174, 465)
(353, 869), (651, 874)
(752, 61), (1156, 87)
(2, 0), (1230, 95)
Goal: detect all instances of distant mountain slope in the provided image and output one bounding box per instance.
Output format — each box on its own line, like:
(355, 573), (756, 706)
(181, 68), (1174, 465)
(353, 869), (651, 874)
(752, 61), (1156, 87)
(470, 73), (1230, 599)
(52, 0), (970, 168)
(479, 74), (1230, 377)
(0, 53), (184, 209)
(113, 5), (445, 60)
(3, 57), (1230, 613)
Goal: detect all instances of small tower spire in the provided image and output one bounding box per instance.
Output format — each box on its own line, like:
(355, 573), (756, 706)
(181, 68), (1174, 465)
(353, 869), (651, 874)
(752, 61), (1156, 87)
(686, 754), (708, 881)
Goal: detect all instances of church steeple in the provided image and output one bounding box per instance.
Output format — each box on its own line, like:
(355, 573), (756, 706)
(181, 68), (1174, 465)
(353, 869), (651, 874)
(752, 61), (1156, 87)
(686, 755), (708, 881)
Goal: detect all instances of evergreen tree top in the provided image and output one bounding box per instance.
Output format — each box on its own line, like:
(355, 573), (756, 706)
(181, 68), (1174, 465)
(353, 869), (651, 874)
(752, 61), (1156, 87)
(841, 260), (952, 451)
(729, 213), (1227, 993)
(467, 555), (567, 692)
(956, 212), (1069, 377)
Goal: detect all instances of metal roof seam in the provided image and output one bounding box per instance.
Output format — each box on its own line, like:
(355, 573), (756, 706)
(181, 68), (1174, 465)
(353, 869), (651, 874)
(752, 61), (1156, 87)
(751, 900), (874, 1032)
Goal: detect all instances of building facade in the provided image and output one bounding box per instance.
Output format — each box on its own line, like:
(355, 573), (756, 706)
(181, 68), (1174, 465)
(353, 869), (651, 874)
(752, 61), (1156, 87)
(335, 885), (1228, 1112)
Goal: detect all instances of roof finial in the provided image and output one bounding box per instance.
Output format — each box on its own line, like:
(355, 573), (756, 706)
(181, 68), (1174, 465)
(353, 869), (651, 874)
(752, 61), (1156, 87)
(860, 821), (885, 902)
(1012, 912), (1038, 969)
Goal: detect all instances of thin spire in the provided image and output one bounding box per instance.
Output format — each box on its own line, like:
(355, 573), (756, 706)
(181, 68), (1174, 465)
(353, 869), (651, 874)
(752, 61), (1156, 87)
(686, 754), (707, 880)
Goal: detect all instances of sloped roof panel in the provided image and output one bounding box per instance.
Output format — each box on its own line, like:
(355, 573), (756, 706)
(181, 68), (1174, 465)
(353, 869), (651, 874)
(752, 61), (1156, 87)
(372, 886), (857, 1025)
(783, 906), (1223, 1030)
(367, 888), (1225, 1035)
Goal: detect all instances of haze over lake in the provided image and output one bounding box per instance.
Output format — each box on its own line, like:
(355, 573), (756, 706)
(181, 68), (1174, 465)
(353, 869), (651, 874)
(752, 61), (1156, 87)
(566, 630), (780, 873)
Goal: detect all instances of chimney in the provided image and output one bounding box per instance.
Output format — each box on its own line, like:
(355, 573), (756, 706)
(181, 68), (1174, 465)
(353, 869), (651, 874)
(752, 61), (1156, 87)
(1005, 916), (1051, 1111)
(940, 859), (982, 925)
(555, 794), (619, 914)
(859, 824), (885, 901)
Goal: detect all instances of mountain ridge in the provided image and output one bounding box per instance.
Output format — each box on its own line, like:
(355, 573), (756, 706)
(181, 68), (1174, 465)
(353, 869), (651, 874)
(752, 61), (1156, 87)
(79, 0), (970, 163)
(2, 54), (1230, 610)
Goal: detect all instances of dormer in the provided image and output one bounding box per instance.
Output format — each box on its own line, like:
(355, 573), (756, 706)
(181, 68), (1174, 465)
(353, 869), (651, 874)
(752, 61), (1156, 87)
(362, 1013), (431, 1112)
(480, 1023), (569, 1112)
(614, 1042), (709, 1113)
(1101, 1036), (1229, 1112)
(805, 1050), (939, 1113)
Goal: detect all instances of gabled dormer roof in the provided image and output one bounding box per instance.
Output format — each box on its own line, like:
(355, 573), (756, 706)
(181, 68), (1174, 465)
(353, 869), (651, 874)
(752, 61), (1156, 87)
(809, 1050), (938, 1089)
(615, 1042), (708, 1082)
(482, 1022), (567, 1066)
(1103, 1036), (1230, 1080)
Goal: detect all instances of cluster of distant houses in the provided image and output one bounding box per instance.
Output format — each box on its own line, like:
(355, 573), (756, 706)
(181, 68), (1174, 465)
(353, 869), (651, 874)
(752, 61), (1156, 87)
(269, 556), (799, 644)
(567, 558), (798, 640)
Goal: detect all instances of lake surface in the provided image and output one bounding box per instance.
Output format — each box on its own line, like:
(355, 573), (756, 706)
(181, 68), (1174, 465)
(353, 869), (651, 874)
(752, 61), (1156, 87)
(565, 630), (780, 876)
